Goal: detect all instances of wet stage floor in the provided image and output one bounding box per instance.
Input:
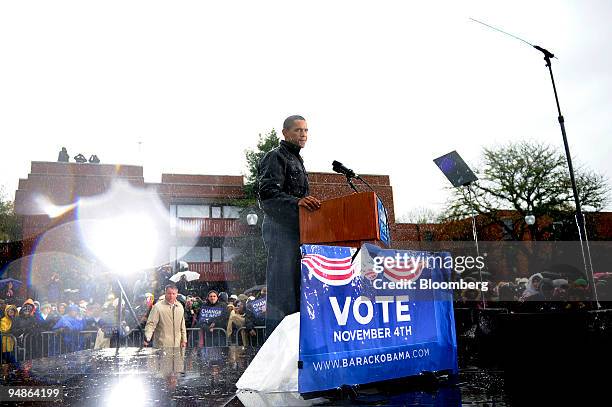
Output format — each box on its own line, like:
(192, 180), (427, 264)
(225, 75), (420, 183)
(2, 347), (510, 406)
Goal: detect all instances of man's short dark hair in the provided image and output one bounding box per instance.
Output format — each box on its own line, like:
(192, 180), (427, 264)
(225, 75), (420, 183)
(283, 115), (306, 130)
(165, 284), (178, 292)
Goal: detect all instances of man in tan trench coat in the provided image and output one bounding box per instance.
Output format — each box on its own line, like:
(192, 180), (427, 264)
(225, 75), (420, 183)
(144, 284), (187, 348)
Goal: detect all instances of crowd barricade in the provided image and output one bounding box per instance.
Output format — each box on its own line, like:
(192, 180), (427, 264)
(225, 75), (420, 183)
(0, 333), (18, 364)
(186, 328), (200, 348)
(17, 333), (36, 361)
(40, 330), (92, 356)
(189, 327), (228, 347)
(41, 330), (65, 357)
(234, 326), (266, 347)
(8, 324), (269, 361)
(121, 329), (144, 347)
(78, 330), (98, 350)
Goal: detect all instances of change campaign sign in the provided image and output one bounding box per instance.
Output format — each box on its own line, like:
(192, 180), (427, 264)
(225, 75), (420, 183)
(298, 244), (458, 393)
(198, 306), (223, 324)
(248, 297), (267, 318)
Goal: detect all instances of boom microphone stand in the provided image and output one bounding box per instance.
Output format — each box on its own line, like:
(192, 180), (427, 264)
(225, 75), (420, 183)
(470, 18), (599, 307)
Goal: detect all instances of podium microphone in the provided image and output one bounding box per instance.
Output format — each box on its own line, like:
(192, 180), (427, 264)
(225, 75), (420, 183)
(331, 160), (374, 192)
(332, 160), (358, 193)
(332, 160), (356, 178)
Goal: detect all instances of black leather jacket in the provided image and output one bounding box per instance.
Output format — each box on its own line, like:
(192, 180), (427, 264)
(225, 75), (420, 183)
(257, 140), (310, 230)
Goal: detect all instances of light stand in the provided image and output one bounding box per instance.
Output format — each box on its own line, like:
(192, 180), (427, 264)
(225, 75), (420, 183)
(246, 212), (259, 289)
(465, 183), (486, 310)
(115, 277), (146, 350)
(525, 213), (536, 241)
(433, 151), (484, 308)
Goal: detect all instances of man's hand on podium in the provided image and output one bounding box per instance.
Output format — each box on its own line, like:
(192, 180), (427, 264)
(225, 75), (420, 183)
(298, 196), (321, 211)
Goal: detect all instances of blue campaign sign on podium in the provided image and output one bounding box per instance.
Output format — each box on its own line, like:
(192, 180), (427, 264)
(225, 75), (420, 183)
(376, 197), (391, 247)
(298, 243), (458, 394)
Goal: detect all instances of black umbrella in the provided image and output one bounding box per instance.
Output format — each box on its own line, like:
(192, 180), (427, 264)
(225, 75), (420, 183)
(0, 277), (22, 288)
(540, 271), (562, 281)
(463, 270), (492, 279)
(244, 284), (266, 295)
(546, 264), (585, 280)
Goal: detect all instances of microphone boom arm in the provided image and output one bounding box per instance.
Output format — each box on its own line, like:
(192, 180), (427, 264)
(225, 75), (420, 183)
(346, 175), (359, 193)
(355, 175), (374, 192)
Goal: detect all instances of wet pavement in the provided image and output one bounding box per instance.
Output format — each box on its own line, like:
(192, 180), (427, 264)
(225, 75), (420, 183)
(1, 346), (511, 406)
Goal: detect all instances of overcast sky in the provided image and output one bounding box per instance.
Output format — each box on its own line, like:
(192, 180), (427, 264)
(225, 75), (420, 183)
(1, 1), (611, 218)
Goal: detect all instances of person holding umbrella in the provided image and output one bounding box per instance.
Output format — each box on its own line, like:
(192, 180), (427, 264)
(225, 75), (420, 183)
(169, 261), (200, 296)
(0, 278), (22, 301)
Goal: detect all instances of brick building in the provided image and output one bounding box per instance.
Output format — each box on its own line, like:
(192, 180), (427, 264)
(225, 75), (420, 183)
(12, 161), (399, 287)
(12, 160), (611, 287)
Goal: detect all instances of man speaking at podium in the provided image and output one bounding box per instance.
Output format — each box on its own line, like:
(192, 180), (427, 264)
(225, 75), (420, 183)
(257, 115), (321, 337)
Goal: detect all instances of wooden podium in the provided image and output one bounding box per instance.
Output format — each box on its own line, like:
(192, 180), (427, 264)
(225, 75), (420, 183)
(299, 191), (390, 248)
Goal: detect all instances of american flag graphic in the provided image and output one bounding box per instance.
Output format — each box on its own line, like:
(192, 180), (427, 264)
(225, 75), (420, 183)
(359, 252), (379, 281)
(302, 252), (359, 286)
(383, 256), (424, 283)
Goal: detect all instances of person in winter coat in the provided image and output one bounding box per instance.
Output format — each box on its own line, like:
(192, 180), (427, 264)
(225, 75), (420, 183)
(521, 273), (544, 301)
(257, 115), (321, 337)
(197, 290), (229, 346)
(36, 303), (54, 331)
(226, 300), (247, 345)
(245, 292), (267, 344)
(144, 284), (186, 348)
(13, 299), (38, 336)
(53, 304), (86, 352)
(1, 304), (18, 362)
(197, 290), (229, 333)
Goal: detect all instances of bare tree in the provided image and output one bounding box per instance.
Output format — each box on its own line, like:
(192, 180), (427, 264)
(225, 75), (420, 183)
(443, 141), (609, 240)
(397, 207), (442, 224)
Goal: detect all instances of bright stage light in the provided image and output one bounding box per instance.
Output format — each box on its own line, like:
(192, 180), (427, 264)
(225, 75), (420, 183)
(81, 214), (160, 272)
(75, 180), (199, 275)
(105, 375), (147, 407)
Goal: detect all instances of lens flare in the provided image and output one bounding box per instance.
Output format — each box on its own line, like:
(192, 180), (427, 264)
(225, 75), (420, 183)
(105, 374), (147, 407)
(75, 180), (198, 274)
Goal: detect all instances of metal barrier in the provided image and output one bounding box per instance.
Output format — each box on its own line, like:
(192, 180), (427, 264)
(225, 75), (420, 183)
(8, 325), (260, 361)
(187, 327), (228, 347)
(78, 330), (98, 350)
(235, 326), (266, 346)
(186, 328), (200, 348)
(209, 327), (228, 346)
(0, 333), (18, 364)
(17, 333), (35, 361)
(123, 329), (144, 347)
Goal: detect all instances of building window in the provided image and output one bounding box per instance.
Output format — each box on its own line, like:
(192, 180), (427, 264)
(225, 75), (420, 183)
(502, 219), (514, 240)
(211, 206), (222, 219)
(223, 246), (240, 261)
(176, 204), (210, 218)
(177, 246), (210, 262)
(212, 247), (223, 262)
(223, 206), (241, 219)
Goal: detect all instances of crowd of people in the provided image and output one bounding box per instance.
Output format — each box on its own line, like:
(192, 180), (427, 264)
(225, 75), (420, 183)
(2, 259), (611, 363)
(455, 269), (612, 312)
(0, 264), (267, 363)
